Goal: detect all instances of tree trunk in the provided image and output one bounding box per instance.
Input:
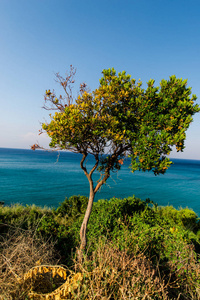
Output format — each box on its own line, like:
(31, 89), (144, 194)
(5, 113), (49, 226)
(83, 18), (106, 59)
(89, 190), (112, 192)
(80, 182), (95, 250)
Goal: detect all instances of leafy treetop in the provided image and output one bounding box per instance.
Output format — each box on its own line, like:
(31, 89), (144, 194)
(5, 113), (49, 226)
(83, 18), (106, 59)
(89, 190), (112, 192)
(42, 67), (199, 176)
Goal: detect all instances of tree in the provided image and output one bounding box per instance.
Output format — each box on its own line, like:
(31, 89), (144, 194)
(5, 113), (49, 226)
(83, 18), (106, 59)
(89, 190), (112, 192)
(35, 66), (199, 250)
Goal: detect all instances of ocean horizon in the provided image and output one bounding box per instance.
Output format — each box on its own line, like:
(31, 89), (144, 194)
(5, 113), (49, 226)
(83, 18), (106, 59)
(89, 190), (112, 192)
(0, 147), (200, 216)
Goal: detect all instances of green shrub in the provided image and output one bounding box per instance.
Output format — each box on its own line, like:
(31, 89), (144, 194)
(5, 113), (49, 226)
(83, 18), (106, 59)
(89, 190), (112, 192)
(1, 195), (200, 268)
(56, 195), (88, 218)
(178, 208), (198, 229)
(156, 205), (199, 230)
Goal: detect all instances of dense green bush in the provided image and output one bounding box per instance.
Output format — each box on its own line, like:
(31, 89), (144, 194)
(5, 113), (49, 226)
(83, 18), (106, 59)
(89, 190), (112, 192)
(1, 196), (200, 260)
(156, 205), (200, 230)
(0, 195), (200, 298)
(56, 195), (88, 218)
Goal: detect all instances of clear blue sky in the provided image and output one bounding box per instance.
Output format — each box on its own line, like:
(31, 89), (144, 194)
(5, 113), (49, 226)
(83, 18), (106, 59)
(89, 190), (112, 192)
(0, 0), (200, 159)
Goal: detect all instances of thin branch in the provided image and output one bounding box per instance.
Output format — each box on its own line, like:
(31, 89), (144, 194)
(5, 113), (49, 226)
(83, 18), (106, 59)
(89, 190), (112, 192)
(94, 172), (110, 193)
(55, 66), (76, 106)
(80, 153), (89, 177)
(89, 155), (99, 178)
(42, 65), (77, 112)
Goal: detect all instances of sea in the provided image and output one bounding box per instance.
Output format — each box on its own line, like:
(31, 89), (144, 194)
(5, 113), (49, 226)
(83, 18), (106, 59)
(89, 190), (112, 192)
(0, 148), (200, 216)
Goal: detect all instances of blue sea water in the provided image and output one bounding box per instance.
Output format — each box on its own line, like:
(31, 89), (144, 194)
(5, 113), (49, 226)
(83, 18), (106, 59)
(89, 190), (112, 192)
(0, 148), (200, 216)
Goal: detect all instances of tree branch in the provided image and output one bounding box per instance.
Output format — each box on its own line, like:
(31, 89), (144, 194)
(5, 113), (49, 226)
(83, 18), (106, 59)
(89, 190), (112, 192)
(89, 155), (99, 177)
(80, 153), (88, 177)
(94, 172), (110, 193)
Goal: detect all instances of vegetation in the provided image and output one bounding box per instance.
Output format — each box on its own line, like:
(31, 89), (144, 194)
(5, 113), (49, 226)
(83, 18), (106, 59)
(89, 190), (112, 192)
(0, 196), (200, 299)
(34, 66), (200, 249)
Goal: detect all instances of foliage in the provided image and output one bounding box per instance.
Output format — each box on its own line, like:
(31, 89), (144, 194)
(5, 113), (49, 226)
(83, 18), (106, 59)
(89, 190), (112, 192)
(42, 67), (199, 176)
(56, 195), (88, 219)
(1, 197), (200, 256)
(1, 196), (199, 262)
(0, 196), (200, 298)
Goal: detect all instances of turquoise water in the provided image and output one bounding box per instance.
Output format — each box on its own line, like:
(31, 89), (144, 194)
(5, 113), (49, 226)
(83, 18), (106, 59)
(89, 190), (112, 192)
(0, 148), (200, 215)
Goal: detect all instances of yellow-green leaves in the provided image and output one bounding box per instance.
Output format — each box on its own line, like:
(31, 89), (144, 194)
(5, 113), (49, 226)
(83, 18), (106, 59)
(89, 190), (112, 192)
(42, 68), (199, 175)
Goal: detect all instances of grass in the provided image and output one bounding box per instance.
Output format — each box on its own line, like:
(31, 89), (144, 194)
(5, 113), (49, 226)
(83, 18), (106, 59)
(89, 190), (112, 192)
(0, 228), (59, 299)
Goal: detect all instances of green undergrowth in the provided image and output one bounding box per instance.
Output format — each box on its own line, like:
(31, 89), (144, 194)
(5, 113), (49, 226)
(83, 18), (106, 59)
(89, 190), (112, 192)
(0, 195), (200, 299)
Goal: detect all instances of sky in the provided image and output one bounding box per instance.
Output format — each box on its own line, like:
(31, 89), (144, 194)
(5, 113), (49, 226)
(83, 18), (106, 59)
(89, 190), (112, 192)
(0, 0), (200, 159)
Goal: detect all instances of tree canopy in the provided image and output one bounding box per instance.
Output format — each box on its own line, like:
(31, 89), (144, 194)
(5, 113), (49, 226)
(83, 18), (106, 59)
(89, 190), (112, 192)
(38, 66), (199, 249)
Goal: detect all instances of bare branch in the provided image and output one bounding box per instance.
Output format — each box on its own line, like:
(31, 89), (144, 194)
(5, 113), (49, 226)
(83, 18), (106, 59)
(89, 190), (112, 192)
(42, 65), (77, 112)
(55, 65), (76, 106)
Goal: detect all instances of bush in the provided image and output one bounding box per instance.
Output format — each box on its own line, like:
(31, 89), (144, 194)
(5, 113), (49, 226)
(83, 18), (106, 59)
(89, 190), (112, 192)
(56, 195), (88, 218)
(0, 195), (200, 299)
(156, 205), (200, 231)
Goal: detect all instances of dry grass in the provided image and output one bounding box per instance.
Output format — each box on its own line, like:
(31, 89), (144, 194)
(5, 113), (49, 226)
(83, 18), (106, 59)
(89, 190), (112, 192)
(0, 231), (199, 299)
(70, 240), (169, 300)
(68, 239), (200, 300)
(0, 227), (60, 299)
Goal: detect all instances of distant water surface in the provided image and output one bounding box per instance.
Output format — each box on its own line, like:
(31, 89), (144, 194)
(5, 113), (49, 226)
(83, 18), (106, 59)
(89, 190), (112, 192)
(0, 148), (199, 215)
